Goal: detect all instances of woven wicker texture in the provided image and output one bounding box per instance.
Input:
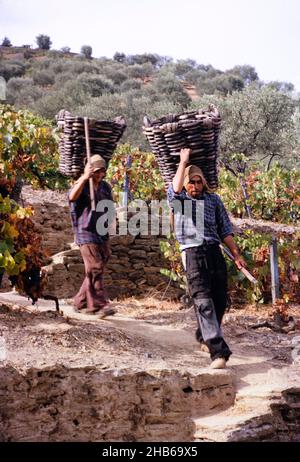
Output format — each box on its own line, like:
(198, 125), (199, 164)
(56, 110), (126, 177)
(143, 104), (221, 191)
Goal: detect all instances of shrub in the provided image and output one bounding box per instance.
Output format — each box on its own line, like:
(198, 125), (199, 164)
(31, 83), (91, 119)
(152, 74), (191, 108)
(127, 63), (154, 80)
(1, 37), (12, 47)
(219, 164), (300, 224)
(120, 79), (142, 92)
(6, 77), (43, 106)
(76, 73), (115, 97)
(81, 45), (92, 59)
(0, 61), (26, 81)
(104, 69), (128, 86)
(36, 34), (52, 50)
(33, 70), (55, 86)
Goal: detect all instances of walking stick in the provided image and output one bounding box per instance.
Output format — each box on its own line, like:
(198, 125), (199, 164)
(84, 117), (95, 211)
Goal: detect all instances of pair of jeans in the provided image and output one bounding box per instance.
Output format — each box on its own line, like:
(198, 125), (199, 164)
(184, 244), (232, 361)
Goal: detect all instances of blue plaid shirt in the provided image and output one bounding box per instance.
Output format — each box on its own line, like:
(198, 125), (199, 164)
(69, 180), (113, 245)
(167, 184), (233, 251)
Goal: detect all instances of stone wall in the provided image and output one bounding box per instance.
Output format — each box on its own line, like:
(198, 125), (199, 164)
(30, 202), (74, 257)
(44, 234), (178, 300)
(22, 186), (74, 258)
(0, 364), (234, 442)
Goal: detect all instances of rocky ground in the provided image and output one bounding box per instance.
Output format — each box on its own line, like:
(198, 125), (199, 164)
(1, 291), (300, 441)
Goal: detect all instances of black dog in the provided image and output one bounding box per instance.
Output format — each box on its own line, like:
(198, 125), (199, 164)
(9, 266), (60, 312)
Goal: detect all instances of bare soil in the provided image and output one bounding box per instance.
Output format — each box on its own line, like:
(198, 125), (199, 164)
(1, 291), (299, 380)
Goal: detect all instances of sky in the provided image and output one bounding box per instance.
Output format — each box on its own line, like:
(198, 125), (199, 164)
(1, 0), (300, 91)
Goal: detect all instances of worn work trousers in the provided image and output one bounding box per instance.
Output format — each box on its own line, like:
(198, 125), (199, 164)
(184, 244), (232, 361)
(73, 243), (109, 312)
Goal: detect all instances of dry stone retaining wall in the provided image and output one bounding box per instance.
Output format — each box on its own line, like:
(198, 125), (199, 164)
(0, 365), (234, 442)
(43, 234), (175, 300)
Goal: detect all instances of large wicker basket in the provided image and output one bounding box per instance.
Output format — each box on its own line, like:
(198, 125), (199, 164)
(143, 105), (221, 191)
(56, 110), (126, 178)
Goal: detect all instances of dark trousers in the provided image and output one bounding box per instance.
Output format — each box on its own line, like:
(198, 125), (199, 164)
(73, 243), (109, 312)
(185, 244), (232, 361)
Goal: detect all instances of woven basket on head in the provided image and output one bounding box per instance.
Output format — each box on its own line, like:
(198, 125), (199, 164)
(142, 105), (221, 191)
(56, 110), (126, 178)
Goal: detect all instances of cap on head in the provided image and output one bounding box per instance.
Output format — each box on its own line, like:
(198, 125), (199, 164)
(183, 165), (204, 189)
(90, 154), (106, 171)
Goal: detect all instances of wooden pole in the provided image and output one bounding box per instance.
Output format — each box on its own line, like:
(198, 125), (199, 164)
(270, 235), (280, 303)
(84, 117), (95, 211)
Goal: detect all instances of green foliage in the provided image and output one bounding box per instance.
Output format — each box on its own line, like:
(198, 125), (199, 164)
(106, 144), (165, 201)
(1, 37), (12, 47)
(0, 104), (68, 189)
(174, 59), (197, 79)
(159, 237), (186, 289)
(76, 73), (115, 97)
(191, 85), (298, 167)
(152, 74), (191, 108)
(33, 70), (55, 86)
(219, 164), (300, 223)
(126, 53), (161, 66)
(226, 65), (259, 85)
(127, 63), (154, 80)
(266, 81), (295, 93)
(81, 45), (92, 59)
(234, 231), (300, 304)
(60, 46), (71, 53)
(32, 81), (92, 119)
(113, 52), (126, 63)
(120, 79), (142, 92)
(0, 105), (62, 284)
(0, 60), (26, 81)
(104, 69), (128, 86)
(2, 50), (299, 164)
(49, 58), (99, 76)
(0, 194), (44, 276)
(159, 229), (300, 304)
(36, 34), (52, 50)
(6, 77), (43, 107)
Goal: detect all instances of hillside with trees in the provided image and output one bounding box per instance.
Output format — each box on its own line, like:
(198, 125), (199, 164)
(1, 42), (299, 167)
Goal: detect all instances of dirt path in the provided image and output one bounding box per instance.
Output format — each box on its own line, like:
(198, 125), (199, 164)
(1, 291), (299, 441)
(1, 291), (298, 373)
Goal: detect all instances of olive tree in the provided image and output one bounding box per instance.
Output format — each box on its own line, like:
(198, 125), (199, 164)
(36, 34), (52, 50)
(81, 45), (92, 59)
(192, 85), (298, 169)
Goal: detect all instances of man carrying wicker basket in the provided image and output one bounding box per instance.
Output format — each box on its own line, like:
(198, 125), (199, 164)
(168, 148), (245, 369)
(68, 154), (116, 318)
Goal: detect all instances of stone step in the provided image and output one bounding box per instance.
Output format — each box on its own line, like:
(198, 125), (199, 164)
(194, 388), (300, 442)
(193, 398), (273, 441)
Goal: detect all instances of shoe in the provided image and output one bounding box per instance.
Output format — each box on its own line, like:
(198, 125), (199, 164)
(98, 308), (117, 319)
(73, 307), (87, 313)
(85, 307), (117, 318)
(210, 358), (226, 369)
